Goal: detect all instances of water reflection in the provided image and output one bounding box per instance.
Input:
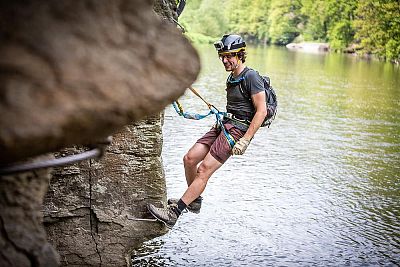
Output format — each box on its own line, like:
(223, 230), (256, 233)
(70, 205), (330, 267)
(131, 240), (172, 266)
(132, 45), (400, 266)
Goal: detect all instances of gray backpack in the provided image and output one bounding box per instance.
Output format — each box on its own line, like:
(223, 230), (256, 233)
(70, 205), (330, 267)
(239, 68), (278, 127)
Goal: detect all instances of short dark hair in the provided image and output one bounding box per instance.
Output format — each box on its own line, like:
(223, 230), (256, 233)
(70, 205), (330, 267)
(237, 49), (247, 63)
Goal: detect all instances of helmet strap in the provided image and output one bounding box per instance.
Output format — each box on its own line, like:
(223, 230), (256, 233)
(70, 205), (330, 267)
(233, 54), (241, 70)
(237, 56), (241, 65)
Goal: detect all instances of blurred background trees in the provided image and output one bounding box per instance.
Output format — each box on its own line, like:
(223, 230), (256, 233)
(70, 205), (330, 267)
(178, 0), (399, 62)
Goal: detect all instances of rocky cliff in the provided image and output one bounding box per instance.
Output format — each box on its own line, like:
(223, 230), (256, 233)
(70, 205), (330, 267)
(0, 0), (199, 266)
(44, 116), (168, 266)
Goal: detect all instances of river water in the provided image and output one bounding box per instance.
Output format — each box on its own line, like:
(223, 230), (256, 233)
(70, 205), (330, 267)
(132, 45), (400, 266)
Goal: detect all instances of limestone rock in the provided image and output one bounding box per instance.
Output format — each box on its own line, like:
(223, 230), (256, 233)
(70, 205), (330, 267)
(286, 42), (330, 52)
(153, 0), (179, 20)
(0, 155), (60, 266)
(44, 116), (168, 266)
(0, 0), (199, 164)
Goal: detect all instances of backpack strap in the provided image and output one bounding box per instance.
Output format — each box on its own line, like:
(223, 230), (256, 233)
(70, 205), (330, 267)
(239, 69), (272, 102)
(237, 68), (252, 101)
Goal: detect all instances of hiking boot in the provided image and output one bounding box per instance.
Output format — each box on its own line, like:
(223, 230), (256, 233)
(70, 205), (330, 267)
(168, 196), (202, 214)
(147, 203), (180, 229)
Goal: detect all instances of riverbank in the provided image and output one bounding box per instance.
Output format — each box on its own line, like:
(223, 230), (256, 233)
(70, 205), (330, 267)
(286, 42), (330, 53)
(285, 42), (399, 64)
(184, 31), (399, 65)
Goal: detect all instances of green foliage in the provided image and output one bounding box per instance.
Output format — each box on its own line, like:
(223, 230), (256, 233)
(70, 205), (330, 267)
(178, 0), (400, 62)
(268, 0), (302, 45)
(183, 32), (217, 44)
(227, 0), (271, 43)
(179, 0), (229, 39)
(325, 0), (357, 50)
(300, 0), (328, 41)
(300, 0), (357, 49)
(385, 39), (400, 63)
(329, 21), (354, 50)
(354, 0), (400, 62)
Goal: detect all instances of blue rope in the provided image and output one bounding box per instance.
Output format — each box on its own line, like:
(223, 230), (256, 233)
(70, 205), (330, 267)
(172, 102), (213, 120)
(172, 101), (235, 148)
(210, 107), (236, 149)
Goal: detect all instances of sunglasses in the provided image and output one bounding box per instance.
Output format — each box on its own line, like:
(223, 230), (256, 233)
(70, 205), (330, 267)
(218, 52), (237, 61)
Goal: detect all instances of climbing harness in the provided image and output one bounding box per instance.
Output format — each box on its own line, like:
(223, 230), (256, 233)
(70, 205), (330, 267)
(172, 87), (237, 148)
(0, 137), (112, 176)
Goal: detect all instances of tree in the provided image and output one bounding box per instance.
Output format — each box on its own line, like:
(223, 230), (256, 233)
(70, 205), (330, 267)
(179, 0), (229, 42)
(300, 0), (357, 49)
(179, 0), (400, 63)
(354, 0), (400, 62)
(268, 0), (302, 45)
(325, 0), (357, 50)
(300, 0), (328, 41)
(227, 0), (271, 43)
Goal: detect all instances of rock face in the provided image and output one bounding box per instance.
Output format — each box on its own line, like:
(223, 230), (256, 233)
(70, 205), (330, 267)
(0, 0), (198, 164)
(154, 0), (180, 20)
(0, 0), (199, 266)
(44, 116), (168, 266)
(0, 157), (60, 266)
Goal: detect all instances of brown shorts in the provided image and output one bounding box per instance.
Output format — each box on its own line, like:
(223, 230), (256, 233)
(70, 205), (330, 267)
(196, 122), (246, 164)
